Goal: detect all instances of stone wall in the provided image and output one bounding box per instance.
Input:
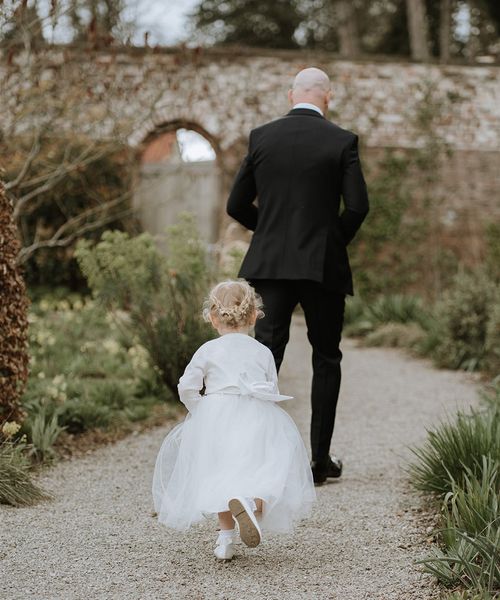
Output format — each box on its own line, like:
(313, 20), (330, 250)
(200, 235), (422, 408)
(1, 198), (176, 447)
(2, 45), (499, 255)
(2, 46), (499, 151)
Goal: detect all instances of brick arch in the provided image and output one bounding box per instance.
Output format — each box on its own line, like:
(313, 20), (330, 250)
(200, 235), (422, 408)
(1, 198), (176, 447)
(137, 118), (226, 172)
(134, 117), (231, 246)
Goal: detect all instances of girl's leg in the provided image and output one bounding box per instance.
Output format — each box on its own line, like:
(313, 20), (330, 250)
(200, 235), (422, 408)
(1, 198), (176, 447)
(218, 510), (235, 530)
(215, 511), (236, 560)
(254, 497), (264, 518)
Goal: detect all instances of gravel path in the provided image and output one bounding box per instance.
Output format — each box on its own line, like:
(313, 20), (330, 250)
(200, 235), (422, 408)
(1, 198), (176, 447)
(1, 317), (480, 600)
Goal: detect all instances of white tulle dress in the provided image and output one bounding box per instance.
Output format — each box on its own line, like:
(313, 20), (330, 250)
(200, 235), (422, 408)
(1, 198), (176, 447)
(152, 332), (316, 534)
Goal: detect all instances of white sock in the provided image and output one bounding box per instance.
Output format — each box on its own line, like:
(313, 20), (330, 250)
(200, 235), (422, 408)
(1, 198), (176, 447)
(246, 498), (257, 512)
(217, 528), (235, 543)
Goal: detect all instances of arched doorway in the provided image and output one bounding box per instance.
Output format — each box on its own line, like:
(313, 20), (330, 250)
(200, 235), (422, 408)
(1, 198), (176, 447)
(134, 123), (222, 249)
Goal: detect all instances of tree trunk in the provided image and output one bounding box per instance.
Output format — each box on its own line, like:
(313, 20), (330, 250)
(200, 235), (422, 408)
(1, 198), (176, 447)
(440, 0), (452, 63)
(336, 0), (361, 58)
(406, 0), (431, 61)
(0, 179), (29, 426)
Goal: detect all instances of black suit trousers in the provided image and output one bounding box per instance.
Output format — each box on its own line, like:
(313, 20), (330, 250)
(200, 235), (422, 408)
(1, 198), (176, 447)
(251, 279), (345, 464)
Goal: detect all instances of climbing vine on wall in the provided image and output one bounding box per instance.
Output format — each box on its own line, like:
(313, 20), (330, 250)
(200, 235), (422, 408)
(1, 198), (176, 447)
(350, 80), (455, 300)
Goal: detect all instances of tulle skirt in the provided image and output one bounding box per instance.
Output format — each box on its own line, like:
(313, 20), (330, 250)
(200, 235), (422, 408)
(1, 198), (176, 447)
(152, 393), (316, 533)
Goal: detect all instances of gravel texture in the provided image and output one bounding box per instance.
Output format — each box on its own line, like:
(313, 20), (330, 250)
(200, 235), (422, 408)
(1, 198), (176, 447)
(1, 317), (480, 600)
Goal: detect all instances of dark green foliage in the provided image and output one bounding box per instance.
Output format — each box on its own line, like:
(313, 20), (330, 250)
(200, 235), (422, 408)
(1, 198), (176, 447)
(192, 0), (303, 48)
(371, 0), (410, 56)
(76, 214), (215, 398)
(58, 398), (113, 434)
(349, 150), (415, 297)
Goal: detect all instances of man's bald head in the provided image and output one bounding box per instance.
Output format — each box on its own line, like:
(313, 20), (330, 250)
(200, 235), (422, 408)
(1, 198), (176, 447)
(288, 67), (332, 114)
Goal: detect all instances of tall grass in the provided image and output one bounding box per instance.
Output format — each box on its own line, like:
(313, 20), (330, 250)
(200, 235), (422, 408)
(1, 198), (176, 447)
(344, 294), (430, 337)
(419, 529), (500, 593)
(441, 458), (499, 541)
(26, 410), (66, 463)
(411, 384), (500, 598)
(0, 441), (50, 507)
(409, 407), (500, 496)
(443, 592), (497, 600)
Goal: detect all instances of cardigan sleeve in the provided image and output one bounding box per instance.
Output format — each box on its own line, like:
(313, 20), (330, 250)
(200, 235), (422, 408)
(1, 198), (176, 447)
(177, 347), (206, 413)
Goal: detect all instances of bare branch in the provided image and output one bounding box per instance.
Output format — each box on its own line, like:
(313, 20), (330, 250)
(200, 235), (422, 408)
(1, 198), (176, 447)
(16, 190), (135, 264)
(11, 142), (120, 219)
(4, 128), (42, 191)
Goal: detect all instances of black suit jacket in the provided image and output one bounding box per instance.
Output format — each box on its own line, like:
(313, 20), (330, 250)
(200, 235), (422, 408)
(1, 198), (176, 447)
(226, 108), (369, 295)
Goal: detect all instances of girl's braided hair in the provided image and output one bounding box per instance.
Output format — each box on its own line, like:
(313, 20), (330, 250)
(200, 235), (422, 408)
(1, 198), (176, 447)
(203, 280), (264, 329)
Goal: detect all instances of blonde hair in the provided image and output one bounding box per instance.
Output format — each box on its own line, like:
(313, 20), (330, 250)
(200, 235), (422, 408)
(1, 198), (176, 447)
(203, 280), (264, 329)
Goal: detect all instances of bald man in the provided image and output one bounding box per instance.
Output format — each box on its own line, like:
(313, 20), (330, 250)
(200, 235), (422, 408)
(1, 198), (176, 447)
(227, 67), (369, 485)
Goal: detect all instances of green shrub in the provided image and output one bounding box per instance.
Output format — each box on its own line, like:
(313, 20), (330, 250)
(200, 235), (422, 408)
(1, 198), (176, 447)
(412, 402), (500, 596)
(220, 244), (246, 279)
(482, 380), (500, 412)
(75, 214), (215, 398)
(420, 461), (500, 594)
(22, 295), (171, 444)
(484, 303), (500, 377)
(363, 322), (426, 349)
(369, 294), (430, 327)
(89, 380), (130, 410)
(432, 270), (499, 372)
(441, 592), (496, 600)
(344, 294), (431, 337)
(485, 222), (500, 284)
(26, 409), (65, 463)
(0, 440), (50, 507)
(123, 404), (152, 423)
(58, 398), (113, 434)
(419, 529), (500, 593)
(410, 408), (500, 496)
(441, 458), (499, 543)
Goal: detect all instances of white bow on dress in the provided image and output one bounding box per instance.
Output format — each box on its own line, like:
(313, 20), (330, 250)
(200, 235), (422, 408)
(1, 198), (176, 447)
(237, 372), (293, 403)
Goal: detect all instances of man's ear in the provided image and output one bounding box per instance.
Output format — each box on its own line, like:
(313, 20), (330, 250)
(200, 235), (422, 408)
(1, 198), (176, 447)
(287, 89), (294, 106)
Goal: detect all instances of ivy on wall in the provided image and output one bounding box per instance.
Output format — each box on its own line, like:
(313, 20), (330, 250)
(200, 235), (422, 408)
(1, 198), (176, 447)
(349, 80), (462, 300)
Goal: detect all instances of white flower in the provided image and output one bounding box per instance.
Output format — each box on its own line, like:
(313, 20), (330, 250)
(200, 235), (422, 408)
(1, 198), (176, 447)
(2, 421), (21, 438)
(102, 339), (121, 355)
(57, 300), (70, 311)
(128, 344), (149, 371)
(39, 300), (50, 312)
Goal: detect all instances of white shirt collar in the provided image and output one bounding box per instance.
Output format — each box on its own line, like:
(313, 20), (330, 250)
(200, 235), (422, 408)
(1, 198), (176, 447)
(292, 102), (323, 116)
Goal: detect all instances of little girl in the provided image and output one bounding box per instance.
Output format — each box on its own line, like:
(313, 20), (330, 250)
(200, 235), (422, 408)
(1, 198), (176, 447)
(152, 279), (315, 560)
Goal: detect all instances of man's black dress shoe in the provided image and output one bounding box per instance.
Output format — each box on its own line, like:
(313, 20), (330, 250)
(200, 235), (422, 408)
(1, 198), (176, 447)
(311, 455), (343, 485)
